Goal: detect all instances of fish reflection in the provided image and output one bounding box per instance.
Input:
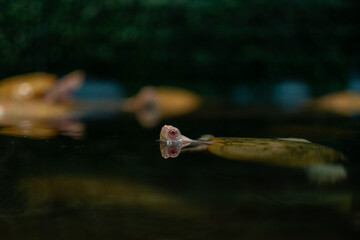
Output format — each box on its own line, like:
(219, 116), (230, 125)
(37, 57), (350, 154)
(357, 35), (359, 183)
(17, 175), (201, 217)
(0, 71), (85, 139)
(0, 71), (201, 138)
(159, 125), (347, 184)
(0, 100), (84, 139)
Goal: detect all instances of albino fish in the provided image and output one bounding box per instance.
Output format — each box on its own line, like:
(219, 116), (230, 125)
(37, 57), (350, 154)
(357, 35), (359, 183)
(159, 125), (347, 184)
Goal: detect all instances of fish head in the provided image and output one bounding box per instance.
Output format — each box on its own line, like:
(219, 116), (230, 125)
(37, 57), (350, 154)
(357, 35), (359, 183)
(159, 125), (194, 158)
(160, 125), (183, 142)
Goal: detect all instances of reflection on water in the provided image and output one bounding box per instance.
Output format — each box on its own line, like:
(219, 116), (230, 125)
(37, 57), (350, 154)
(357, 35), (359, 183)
(307, 163), (347, 185)
(0, 71), (85, 139)
(0, 118), (358, 240)
(1, 72), (360, 239)
(0, 71), (201, 139)
(17, 175), (202, 218)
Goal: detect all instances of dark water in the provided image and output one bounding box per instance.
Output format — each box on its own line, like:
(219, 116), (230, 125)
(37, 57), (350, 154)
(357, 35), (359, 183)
(0, 111), (359, 240)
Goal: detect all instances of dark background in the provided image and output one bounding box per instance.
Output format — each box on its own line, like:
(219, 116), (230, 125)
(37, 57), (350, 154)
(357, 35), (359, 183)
(1, 0), (360, 95)
(1, 2), (360, 238)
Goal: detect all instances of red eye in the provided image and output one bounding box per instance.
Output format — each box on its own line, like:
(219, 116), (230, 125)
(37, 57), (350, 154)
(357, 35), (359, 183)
(169, 129), (178, 137)
(168, 147), (178, 157)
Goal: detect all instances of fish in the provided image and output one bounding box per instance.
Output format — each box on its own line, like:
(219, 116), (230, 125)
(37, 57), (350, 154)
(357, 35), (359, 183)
(159, 125), (347, 184)
(0, 71), (202, 138)
(311, 90), (360, 116)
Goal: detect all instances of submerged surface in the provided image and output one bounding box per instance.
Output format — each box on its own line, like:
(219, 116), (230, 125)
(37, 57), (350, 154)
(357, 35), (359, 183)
(0, 110), (359, 240)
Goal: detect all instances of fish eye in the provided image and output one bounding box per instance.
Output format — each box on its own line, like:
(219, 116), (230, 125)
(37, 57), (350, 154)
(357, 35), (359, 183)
(168, 129), (178, 137)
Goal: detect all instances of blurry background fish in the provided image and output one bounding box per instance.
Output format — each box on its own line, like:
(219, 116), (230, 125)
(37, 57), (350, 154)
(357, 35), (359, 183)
(0, 71), (201, 138)
(1, 0), (359, 111)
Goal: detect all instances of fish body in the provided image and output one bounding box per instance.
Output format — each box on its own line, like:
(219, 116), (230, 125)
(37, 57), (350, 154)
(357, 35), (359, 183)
(0, 72), (56, 101)
(0, 99), (70, 122)
(159, 125), (347, 184)
(0, 100), (73, 139)
(311, 90), (360, 116)
(207, 137), (344, 168)
(124, 86), (201, 127)
(159, 125), (345, 167)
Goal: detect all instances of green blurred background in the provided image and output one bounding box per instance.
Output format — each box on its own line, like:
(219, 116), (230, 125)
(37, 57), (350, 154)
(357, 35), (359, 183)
(0, 0), (359, 94)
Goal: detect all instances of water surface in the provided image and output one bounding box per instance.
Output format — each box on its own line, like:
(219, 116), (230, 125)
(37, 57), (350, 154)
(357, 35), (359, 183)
(0, 113), (359, 240)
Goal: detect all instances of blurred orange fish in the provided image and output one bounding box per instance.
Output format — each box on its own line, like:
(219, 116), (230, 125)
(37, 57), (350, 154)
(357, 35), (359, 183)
(123, 86), (201, 127)
(311, 90), (360, 116)
(0, 71), (202, 138)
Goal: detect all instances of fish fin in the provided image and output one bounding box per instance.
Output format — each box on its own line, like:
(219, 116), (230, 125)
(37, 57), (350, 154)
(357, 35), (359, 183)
(198, 134), (214, 141)
(277, 137), (311, 143)
(306, 163), (347, 185)
(123, 86), (157, 112)
(45, 70), (85, 102)
(182, 145), (208, 152)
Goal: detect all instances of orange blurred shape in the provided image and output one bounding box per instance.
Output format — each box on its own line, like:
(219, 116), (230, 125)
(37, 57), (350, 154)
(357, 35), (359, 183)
(0, 100), (70, 121)
(313, 90), (360, 116)
(17, 175), (202, 217)
(0, 124), (58, 139)
(124, 86), (201, 127)
(0, 72), (57, 101)
(156, 87), (201, 118)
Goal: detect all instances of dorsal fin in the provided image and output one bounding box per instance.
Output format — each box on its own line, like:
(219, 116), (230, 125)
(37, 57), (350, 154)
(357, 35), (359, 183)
(198, 134), (215, 141)
(45, 70), (85, 103)
(277, 137), (311, 143)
